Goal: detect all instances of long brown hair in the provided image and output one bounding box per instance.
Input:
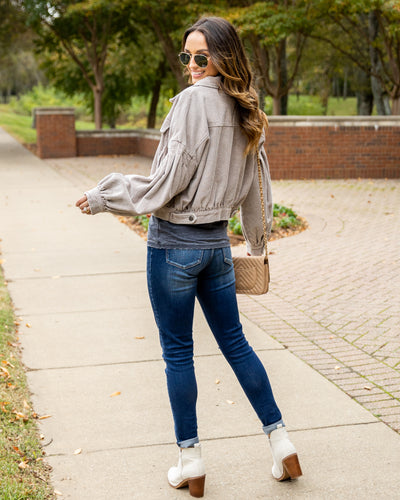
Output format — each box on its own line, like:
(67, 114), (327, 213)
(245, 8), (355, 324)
(182, 17), (267, 154)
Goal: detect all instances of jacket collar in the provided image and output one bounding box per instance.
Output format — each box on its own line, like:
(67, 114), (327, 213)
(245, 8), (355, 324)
(170, 76), (222, 103)
(193, 75), (222, 89)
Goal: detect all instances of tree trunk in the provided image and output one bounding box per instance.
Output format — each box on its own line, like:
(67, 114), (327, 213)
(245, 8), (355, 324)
(258, 87), (267, 112)
(147, 77), (162, 129)
(343, 67), (348, 99)
(392, 97), (400, 115)
(355, 67), (373, 115)
(369, 10), (390, 115)
(272, 97), (281, 115)
(278, 39), (288, 115)
(357, 92), (373, 115)
(149, 15), (188, 91)
(93, 87), (102, 129)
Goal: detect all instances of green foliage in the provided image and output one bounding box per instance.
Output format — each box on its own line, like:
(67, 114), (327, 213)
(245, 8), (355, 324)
(135, 215), (150, 231)
(309, 0), (400, 109)
(231, 1), (314, 45)
(226, 204), (303, 236)
(8, 85), (87, 117)
(131, 207), (303, 238)
(273, 204), (301, 228)
(24, 0), (135, 127)
(228, 216), (243, 235)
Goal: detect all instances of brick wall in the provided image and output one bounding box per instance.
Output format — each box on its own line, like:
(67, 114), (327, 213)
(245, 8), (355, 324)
(34, 108), (400, 178)
(76, 130), (159, 157)
(35, 108), (76, 159)
(266, 117), (400, 179)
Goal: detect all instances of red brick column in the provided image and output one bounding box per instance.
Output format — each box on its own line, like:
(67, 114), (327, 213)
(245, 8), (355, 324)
(35, 107), (76, 159)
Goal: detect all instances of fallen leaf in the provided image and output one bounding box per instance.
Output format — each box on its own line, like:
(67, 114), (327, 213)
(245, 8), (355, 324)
(14, 412), (29, 421)
(38, 414), (52, 420)
(13, 446), (24, 456)
(0, 401), (10, 412)
(2, 360), (15, 368)
(110, 391), (121, 397)
(0, 367), (10, 378)
(73, 448), (82, 455)
(334, 366), (341, 370)
(135, 336), (145, 340)
(25, 323), (32, 328)
(54, 490), (63, 496)
(363, 386), (372, 391)
(226, 400), (235, 405)
(18, 460), (29, 469)
(215, 379), (220, 385)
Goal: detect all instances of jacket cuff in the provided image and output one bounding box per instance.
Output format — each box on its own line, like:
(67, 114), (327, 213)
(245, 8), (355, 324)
(85, 186), (105, 215)
(246, 243), (264, 256)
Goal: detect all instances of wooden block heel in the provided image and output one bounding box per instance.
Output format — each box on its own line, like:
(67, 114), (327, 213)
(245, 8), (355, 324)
(188, 475), (206, 497)
(278, 453), (302, 481)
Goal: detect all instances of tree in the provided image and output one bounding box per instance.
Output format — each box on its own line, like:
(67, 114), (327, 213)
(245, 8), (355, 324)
(25, 0), (131, 128)
(0, 0), (25, 49)
(229, 0), (313, 115)
(0, 2), (42, 103)
(309, 0), (400, 114)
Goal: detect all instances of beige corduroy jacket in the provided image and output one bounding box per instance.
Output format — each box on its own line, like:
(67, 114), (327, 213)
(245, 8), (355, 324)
(85, 76), (273, 255)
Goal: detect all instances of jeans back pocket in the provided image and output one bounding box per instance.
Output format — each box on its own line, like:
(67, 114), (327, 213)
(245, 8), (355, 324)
(166, 249), (204, 270)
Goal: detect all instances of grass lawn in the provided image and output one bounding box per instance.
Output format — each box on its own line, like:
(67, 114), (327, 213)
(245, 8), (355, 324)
(0, 105), (36, 144)
(0, 104), (97, 144)
(0, 263), (54, 498)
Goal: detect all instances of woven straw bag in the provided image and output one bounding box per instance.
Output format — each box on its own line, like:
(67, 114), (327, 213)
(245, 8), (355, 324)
(233, 149), (270, 295)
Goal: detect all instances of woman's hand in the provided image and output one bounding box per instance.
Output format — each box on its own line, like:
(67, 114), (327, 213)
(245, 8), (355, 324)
(76, 195), (92, 215)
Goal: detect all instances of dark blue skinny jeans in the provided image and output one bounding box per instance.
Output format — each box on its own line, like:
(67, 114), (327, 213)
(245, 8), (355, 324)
(146, 246), (282, 446)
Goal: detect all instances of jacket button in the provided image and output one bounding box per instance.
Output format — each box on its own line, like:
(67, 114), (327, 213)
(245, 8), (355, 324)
(189, 215), (195, 222)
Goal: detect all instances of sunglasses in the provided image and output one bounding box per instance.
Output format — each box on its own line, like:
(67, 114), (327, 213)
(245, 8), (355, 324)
(178, 52), (210, 68)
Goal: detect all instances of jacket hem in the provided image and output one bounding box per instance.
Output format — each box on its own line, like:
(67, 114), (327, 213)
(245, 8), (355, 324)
(153, 207), (236, 225)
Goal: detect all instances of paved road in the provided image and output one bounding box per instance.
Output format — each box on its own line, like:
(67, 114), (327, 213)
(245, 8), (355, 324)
(1, 128), (400, 499)
(47, 156), (400, 434)
(239, 178), (400, 433)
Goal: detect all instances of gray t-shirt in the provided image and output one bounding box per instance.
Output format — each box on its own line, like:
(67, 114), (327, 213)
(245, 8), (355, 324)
(147, 216), (230, 249)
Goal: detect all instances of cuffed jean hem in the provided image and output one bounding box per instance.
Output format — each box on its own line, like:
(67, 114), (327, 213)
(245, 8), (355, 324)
(178, 436), (199, 448)
(262, 419), (285, 436)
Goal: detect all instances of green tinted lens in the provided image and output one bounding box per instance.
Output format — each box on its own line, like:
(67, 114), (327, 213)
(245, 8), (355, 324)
(179, 52), (191, 65)
(194, 54), (208, 68)
(178, 52), (209, 68)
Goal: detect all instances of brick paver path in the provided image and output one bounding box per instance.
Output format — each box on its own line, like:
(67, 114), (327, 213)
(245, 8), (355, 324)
(47, 158), (400, 433)
(238, 179), (400, 433)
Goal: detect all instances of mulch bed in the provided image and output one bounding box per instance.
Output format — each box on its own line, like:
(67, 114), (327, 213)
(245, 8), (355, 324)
(117, 215), (308, 246)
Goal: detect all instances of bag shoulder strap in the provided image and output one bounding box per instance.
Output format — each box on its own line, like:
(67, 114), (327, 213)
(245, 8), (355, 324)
(257, 148), (268, 257)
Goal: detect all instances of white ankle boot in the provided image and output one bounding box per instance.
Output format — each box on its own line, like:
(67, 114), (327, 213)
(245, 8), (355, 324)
(168, 443), (206, 497)
(268, 425), (302, 481)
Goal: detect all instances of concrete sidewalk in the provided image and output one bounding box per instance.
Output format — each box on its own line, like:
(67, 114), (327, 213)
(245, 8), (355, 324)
(1, 127), (400, 499)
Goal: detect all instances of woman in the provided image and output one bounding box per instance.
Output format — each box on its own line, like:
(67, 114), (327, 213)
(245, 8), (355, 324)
(76, 16), (302, 498)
